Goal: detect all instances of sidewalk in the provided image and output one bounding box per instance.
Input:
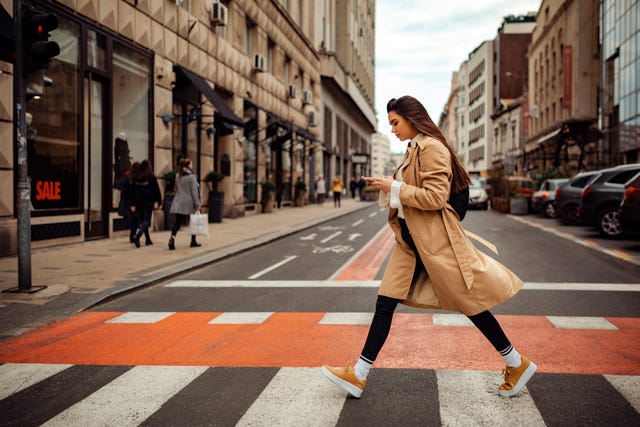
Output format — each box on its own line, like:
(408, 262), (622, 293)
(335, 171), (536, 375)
(0, 198), (371, 338)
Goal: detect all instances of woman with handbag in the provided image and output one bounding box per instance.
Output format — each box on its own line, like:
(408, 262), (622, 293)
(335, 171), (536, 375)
(322, 96), (536, 398)
(168, 157), (202, 250)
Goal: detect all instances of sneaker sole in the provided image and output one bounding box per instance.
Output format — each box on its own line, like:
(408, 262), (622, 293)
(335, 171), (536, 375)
(321, 366), (363, 398)
(498, 361), (537, 397)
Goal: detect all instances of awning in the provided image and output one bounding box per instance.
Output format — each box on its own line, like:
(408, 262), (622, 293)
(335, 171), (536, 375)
(175, 65), (245, 128)
(536, 128), (561, 145)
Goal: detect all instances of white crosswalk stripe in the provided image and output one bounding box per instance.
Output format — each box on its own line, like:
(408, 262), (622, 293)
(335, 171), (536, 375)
(1, 364), (638, 425)
(437, 370), (546, 426)
(41, 365), (207, 427)
(237, 368), (345, 427)
(0, 363), (72, 400)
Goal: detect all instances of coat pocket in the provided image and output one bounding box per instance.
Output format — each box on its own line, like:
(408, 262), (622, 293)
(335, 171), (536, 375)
(417, 214), (450, 256)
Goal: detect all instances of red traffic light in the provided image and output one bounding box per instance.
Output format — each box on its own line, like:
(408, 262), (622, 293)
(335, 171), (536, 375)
(23, 9), (60, 71)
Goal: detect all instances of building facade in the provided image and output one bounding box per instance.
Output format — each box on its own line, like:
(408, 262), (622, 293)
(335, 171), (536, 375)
(526, 0), (601, 173)
(0, 0), (375, 256)
(600, 0), (640, 164)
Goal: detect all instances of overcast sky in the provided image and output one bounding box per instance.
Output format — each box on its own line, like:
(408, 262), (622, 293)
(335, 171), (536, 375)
(375, 0), (542, 153)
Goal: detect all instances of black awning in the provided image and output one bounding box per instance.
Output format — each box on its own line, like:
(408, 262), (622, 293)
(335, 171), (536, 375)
(175, 65), (245, 128)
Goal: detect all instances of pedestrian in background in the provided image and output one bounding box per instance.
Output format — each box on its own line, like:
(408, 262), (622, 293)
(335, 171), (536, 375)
(315, 175), (326, 206)
(168, 157), (202, 250)
(349, 177), (357, 199)
(118, 161), (140, 244)
(131, 160), (162, 248)
(331, 175), (344, 207)
(322, 95), (536, 399)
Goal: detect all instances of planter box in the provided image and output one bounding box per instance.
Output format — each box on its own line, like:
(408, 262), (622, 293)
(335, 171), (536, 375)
(509, 197), (528, 215)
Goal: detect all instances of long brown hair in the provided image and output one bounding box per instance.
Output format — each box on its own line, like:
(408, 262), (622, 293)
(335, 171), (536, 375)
(178, 158), (192, 177)
(387, 96), (471, 192)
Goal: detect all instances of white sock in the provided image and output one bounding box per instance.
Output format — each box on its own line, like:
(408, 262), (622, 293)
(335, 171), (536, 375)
(500, 345), (522, 367)
(354, 356), (373, 380)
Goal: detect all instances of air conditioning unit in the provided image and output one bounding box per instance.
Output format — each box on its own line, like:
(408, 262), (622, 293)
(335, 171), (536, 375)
(174, 0), (184, 6)
(253, 53), (266, 72)
(302, 90), (313, 105)
(288, 84), (297, 99)
(309, 110), (318, 127)
(211, 3), (228, 26)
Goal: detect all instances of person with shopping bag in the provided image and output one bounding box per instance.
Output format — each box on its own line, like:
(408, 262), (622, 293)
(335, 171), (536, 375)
(168, 157), (203, 250)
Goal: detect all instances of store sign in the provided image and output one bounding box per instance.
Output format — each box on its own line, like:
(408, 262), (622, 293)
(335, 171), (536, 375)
(351, 153), (369, 164)
(35, 180), (61, 200)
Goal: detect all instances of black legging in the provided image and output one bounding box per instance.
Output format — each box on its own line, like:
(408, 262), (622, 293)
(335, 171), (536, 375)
(171, 213), (189, 236)
(361, 218), (511, 362)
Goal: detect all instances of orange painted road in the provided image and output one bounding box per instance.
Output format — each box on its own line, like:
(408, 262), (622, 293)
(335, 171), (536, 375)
(0, 227), (638, 376)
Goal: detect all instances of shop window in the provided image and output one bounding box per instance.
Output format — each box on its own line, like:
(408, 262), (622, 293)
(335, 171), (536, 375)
(112, 44), (151, 206)
(87, 30), (106, 71)
(28, 15), (80, 212)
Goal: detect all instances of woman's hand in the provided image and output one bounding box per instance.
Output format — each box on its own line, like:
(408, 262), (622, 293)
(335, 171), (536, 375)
(364, 175), (394, 193)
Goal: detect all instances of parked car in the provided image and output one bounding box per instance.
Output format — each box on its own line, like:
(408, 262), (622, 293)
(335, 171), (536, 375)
(619, 172), (640, 235)
(532, 178), (568, 218)
(508, 176), (536, 197)
(555, 170), (600, 225)
(469, 177), (489, 210)
(579, 163), (640, 237)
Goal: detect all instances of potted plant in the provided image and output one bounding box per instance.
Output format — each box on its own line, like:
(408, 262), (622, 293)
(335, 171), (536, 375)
(204, 170), (224, 223)
(360, 185), (380, 201)
(294, 180), (307, 207)
(163, 170), (177, 229)
(261, 180), (276, 213)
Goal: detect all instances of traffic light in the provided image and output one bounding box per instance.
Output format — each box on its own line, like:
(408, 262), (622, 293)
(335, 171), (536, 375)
(23, 8), (59, 72)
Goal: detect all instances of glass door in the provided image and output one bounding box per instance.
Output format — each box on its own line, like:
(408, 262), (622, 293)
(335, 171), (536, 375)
(83, 73), (108, 238)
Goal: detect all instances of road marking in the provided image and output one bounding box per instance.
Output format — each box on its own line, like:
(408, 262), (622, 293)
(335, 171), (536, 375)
(331, 226), (393, 280)
(347, 232), (362, 241)
(321, 231), (342, 243)
(237, 368), (344, 427)
(546, 316), (618, 330)
(433, 314), (474, 327)
(164, 280), (640, 292)
(352, 219), (364, 227)
(0, 363), (72, 400)
(319, 312), (374, 325)
(368, 212), (378, 217)
(210, 312), (273, 324)
(437, 370), (546, 426)
(299, 233), (317, 240)
(41, 365), (207, 427)
(106, 312), (174, 324)
(508, 215), (639, 266)
(248, 255), (297, 279)
(166, 280), (381, 288)
(604, 375), (640, 413)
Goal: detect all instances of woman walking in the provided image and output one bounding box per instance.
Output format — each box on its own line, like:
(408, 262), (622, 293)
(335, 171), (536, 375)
(168, 157), (202, 250)
(131, 160), (162, 247)
(322, 96), (536, 398)
(331, 175), (344, 207)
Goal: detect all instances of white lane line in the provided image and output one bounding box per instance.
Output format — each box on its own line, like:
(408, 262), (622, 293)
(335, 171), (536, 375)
(248, 255), (298, 279)
(236, 367), (345, 427)
(348, 233), (362, 241)
(106, 312), (175, 324)
(604, 375), (640, 413)
(352, 219), (364, 227)
(166, 280), (380, 288)
(523, 283), (640, 292)
(319, 312), (374, 325)
(368, 212), (377, 217)
(209, 312), (273, 324)
(433, 314), (474, 327)
(546, 316), (618, 330)
(437, 369), (545, 426)
(165, 280), (640, 292)
(42, 365), (207, 427)
(321, 231), (342, 243)
(0, 363), (72, 401)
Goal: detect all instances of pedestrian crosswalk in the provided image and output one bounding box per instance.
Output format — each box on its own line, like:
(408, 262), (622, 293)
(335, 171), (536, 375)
(0, 363), (638, 426)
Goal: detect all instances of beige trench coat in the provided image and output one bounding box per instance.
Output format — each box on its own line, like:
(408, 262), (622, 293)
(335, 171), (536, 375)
(378, 136), (523, 316)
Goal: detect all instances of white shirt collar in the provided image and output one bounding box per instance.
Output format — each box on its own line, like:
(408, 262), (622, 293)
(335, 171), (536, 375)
(409, 133), (424, 148)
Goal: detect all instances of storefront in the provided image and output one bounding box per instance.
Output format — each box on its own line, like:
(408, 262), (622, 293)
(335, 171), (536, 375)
(24, 1), (152, 242)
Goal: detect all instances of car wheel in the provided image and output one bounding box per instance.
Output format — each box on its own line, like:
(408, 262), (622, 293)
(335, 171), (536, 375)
(597, 207), (622, 238)
(543, 202), (557, 218)
(560, 205), (580, 225)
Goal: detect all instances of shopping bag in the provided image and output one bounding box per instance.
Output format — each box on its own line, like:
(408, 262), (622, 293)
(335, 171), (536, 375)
(189, 213), (209, 237)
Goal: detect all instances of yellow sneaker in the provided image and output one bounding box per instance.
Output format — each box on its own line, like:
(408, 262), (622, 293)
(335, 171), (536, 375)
(321, 365), (366, 398)
(498, 356), (537, 397)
